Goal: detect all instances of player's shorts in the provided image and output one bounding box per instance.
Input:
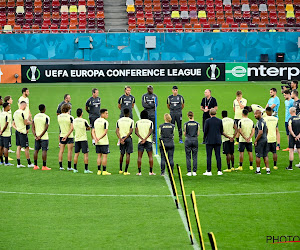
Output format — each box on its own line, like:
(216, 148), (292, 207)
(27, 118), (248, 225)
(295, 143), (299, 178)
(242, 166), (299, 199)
(59, 137), (74, 144)
(89, 116), (99, 128)
(120, 137), (133, 155)
(16, 131), (29, 148)
(0, 136), (11, 149)
(75, 141), (89, 154)
(255, 140), (268, 158)
(138, 141), (153, 152)
(238, 142), (252, 152)
(289, 135), (300, 148)
(26, 125), (30, 131)
(35, 140), (49, 151)
(223, 141), (234, 155)
(285, 122), (290, 135)
(268, 142), (277, 153)
(96, 145), (110, 154)
(234, 119), (240, 126)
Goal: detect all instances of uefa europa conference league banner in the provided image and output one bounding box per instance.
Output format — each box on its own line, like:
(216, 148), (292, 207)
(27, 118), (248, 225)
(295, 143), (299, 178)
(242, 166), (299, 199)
(21, 63), (225, 83)
(21, 63), (300, 83)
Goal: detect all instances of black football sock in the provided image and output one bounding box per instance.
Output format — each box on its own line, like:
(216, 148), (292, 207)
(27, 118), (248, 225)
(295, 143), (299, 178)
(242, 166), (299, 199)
(98, 165), (101, 171)
(17, 159), (21, 165)
(236, 138), (239, 142)
(239, 162), (243, 167)
(231, 160), (234, 168)
(138, 167), (141, 173)
(74, 163), (77, 170)
(5, 157), (8, 164)
(149, 167), (153, 173)
(85, 164), (88, 170)
(227, 162), (230, 169)
(34, 160), (38, 166)
(119, 163), (122, 171)
(103, 166), (106, 171)
(0, 155), (3, 163)
(68, 161), (71, 168)
(43, 161), (47, 167)
(250, 161), (253, 166)
(125, 164), (129, 172)
(59, 161), (63, 168)
(274, 161), (277, 166)
(27, 159), (31, 165)
(289, 161), (293, 168)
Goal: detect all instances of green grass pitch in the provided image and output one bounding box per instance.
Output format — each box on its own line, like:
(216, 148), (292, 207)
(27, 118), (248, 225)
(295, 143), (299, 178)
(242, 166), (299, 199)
(0, 81), (299, 249)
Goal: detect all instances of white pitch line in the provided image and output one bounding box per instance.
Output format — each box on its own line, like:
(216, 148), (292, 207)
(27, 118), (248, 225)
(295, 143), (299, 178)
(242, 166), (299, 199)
(0, 190), (299, 198)
(0, 191), (169, 198)
(133, 104), (200, 250)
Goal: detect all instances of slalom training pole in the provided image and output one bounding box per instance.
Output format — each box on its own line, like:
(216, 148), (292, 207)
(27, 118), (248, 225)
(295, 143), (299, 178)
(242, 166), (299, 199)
(177, 164), (194, 245)
(208, 232), (218, 250)
(160, 139), (179, 209)
(190, 191), (205, 250)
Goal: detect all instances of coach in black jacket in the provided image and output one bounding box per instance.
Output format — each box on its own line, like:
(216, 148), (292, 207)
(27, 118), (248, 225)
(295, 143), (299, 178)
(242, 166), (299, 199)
(203, 108), (224, 176)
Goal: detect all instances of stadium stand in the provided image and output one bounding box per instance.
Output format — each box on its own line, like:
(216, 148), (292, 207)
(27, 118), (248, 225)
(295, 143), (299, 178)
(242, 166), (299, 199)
(0, 0), (106, 33)
(0, 0), (299, 33)
(126, 0), (300, 32)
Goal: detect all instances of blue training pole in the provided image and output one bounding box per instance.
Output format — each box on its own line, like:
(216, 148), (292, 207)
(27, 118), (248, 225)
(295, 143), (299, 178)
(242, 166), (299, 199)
(155, 96), (158, 155)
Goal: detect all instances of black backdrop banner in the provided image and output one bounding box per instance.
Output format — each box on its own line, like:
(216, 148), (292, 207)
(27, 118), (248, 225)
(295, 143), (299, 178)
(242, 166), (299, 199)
(21, 63), (225, 83)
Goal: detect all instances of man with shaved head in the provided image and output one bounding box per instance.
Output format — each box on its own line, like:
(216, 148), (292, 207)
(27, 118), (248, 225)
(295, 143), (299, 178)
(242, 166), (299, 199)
(200, 89), (218, 143)
(254, 109), (270, 174)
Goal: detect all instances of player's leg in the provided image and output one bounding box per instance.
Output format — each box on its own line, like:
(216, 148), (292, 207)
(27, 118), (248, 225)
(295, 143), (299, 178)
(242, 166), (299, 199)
(263, 142), (270, 174)
(176, 114), (183, 143)
(238, 151), (244, 170)
(159, 144), (166, 175)
(123, 138), (132, 175)
(263, 156), (270, 173)
(168, 145), (175, 173)
(192, 141), (198, 174)
(3, 146), (11, 166)
(223, 142), (231, 172)
(273, 150), (278, 169)
(204, 144), (213, 175)
(185, 141), (192, 175)
(0, 145), (3, 164)
(119, 153), (124, 173)
(147, 150), (155, 175)
(248, 151), (253, 170)
(33, 149), (39, 169)
(73, 152), (79, 171)
(73, 142), (80, 172)
(137, 150), (143, 175)
(255, 156), (261, 174)
(58, 144), (66, 170)
(276, 129), (280, 150)
(102, 153), (111, 175)
(226, 154), (231, 169)
(287, 147), (294, 170)
(237, 142), (244, 170)
(215, 144), (222, 173)
(286, 135), (294, 170)
(41, 148), (50, 170)
(67, 142), (74, 171)
(96, 153), (102, 175)
(124, 153), (130, 174)
(24, 146), (33, 168)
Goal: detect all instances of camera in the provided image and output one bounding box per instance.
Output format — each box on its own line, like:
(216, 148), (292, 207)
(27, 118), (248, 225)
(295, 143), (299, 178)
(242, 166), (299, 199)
(281, 80), (298, 91)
